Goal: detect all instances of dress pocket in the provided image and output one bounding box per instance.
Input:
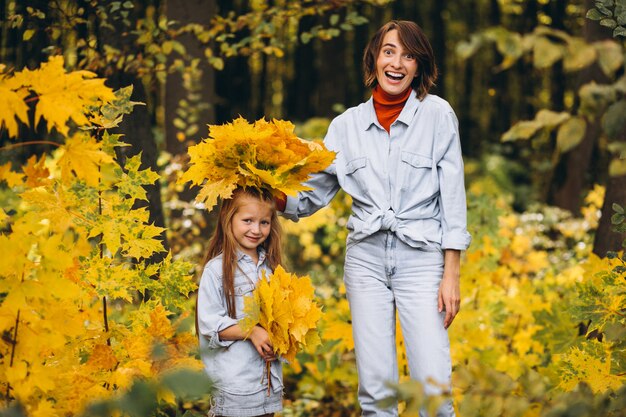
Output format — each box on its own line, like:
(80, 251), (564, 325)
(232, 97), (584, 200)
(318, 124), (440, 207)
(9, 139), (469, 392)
(400, 151), (432, 192)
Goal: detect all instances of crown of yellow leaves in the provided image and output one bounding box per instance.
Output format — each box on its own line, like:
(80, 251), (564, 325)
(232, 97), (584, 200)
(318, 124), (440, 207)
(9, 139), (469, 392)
(179, 117), (336, 209)
(241, 265), (323, 363)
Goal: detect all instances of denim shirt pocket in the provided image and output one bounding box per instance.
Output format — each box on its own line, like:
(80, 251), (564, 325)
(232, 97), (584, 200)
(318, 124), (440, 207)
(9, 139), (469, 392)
(344, 156), (369, 195)
(400, 151), (433, 192)
(234, 282), (255, 320)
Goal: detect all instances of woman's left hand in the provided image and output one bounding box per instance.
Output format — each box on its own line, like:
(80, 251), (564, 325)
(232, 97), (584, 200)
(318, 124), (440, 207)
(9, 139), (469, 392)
(438, 249), (461, 329)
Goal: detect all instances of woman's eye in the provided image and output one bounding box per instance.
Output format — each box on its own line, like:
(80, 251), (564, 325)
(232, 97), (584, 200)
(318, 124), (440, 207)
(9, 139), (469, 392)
(405, 54), (415, 59)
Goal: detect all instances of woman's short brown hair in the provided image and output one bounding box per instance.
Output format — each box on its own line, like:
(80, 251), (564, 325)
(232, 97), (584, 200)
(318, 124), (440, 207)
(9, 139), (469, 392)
(363, 20), (438, 100)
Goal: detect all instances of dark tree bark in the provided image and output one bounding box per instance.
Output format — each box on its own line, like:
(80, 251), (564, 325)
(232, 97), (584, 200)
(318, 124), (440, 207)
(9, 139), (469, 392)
(315, 31), (350, 118)
(550, 0), (612, 213)
(430, 0), (446, 98)
(549, 0), (567, 112)
(164, 0), (217, 154)
(98, 1), (168, 255)
(214, 1), (252, 122)
(594, 173), (626, 256)
(286, 16), (316, 121)
(458, 0), (478, 158)
(488, 0), (511, 144)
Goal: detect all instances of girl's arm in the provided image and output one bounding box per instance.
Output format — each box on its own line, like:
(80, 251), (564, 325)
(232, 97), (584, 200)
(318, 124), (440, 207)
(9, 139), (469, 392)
(219, 324), (276, 361)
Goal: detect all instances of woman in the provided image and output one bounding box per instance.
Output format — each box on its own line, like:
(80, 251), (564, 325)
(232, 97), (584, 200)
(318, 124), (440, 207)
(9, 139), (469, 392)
(280, 20), (470, 416)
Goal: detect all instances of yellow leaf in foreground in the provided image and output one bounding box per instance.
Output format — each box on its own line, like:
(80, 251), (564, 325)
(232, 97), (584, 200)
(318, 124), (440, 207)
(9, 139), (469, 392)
(24, 56), (116, 134)
(0, 78), (29, 138)
(0, 161), (24, 187)
(242, 266), (323, 363)
(57, 133), (115, 186)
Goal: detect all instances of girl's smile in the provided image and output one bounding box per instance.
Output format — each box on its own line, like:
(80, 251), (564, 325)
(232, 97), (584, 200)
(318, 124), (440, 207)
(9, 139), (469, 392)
(231, 196), (273, 261)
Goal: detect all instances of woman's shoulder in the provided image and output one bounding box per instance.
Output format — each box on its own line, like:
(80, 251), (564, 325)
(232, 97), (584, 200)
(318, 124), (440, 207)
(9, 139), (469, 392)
(420, 94), (455, 114)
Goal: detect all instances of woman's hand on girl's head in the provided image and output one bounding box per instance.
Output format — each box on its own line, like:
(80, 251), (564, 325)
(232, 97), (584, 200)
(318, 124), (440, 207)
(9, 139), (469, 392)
(249, 325), (276, 361)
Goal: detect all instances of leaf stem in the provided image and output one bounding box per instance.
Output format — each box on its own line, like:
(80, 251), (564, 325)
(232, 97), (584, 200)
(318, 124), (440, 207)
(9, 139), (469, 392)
(103, 296), (110, 346)
(5, 309), (20, 404)
(0, 141), (61, 152)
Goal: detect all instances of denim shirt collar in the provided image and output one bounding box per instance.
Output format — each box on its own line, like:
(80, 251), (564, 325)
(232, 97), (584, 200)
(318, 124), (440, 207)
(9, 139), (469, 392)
(236, 247), (267, 265)
(361, 88), (421, 132)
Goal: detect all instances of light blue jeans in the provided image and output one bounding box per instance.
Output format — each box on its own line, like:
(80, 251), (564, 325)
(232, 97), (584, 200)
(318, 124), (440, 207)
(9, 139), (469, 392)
(344, 231), (455, 417)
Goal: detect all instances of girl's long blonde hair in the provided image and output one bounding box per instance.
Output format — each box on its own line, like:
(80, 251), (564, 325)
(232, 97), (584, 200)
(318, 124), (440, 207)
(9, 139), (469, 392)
(203, 187), (282, 318)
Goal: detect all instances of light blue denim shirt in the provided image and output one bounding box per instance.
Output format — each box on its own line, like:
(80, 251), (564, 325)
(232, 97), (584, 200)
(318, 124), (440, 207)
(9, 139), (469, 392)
(197, 249), (283, 395)
(284, 91), (471, 250)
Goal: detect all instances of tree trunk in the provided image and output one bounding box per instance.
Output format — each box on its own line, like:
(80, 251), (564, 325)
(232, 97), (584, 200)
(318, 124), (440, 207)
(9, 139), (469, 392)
(164, 0), (217, 154)
(593, 174), (626, 256)
(458, 0), (478, 157)
(98, 1), (168, 255)
(488, 0), (511, 144)
(214, 1), (253, 122)
(287, 15), (316, 121)
(430, 0), (446, 98)
(550, 0), (612, 212)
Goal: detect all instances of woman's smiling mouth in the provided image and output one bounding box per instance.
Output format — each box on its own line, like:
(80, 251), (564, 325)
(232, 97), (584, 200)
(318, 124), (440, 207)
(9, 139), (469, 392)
(385, 71), (405, 80)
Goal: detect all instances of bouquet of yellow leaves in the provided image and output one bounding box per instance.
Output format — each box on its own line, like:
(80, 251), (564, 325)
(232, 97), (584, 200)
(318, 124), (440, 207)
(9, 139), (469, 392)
(179, 117), (336, 209)
(241, 265), (323, 364)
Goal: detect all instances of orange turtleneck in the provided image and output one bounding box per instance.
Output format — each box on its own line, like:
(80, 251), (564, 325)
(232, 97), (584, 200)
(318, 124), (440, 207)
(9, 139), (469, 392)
(372, 85), (412, 133)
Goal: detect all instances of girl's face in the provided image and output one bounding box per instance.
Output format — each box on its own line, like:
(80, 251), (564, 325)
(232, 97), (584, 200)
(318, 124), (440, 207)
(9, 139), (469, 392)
(375, 29), (418, 96)
(231, 195), (273, 259)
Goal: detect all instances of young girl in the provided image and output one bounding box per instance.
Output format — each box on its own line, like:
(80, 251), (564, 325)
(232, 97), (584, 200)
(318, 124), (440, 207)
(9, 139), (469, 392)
(197, 187), (283, 417)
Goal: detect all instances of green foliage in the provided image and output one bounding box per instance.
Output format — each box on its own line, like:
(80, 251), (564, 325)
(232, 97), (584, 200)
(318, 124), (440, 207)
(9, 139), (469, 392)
(586, 0), (626, 38)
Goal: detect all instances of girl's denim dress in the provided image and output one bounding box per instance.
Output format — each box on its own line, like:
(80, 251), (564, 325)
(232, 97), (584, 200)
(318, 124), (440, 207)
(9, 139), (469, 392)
(197, 250), (283, 417)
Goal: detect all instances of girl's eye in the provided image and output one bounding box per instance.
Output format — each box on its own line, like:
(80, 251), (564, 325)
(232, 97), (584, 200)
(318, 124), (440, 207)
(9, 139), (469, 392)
(243, 219), (252, 224)
(383, 49), (393, 56)
(405, 54), (415, 60)
(261, 220), (270, 225)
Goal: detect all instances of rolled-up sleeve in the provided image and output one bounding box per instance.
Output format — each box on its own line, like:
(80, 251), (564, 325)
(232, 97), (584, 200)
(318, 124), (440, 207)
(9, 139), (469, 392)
(436, 110), (472, 250)
(282, 123), (341, 221)
(197, 264), (238, 349)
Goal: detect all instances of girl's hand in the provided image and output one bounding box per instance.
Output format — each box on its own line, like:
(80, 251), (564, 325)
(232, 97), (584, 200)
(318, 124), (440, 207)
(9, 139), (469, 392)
(438, 249), (461, 329)
(249, 325), (276, 361)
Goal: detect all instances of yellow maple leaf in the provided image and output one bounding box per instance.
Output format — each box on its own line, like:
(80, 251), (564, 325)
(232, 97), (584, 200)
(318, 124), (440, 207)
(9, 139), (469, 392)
(122, 223), (166, 259)
(147, 304), (175, 339)
(0, 73), (30, 138)
(0, 207), (7, 226)
(241, 266), (323, 363)
(23, 56), (116, 135)
(179, 116), (335, 209)
(23, 154), (51, 187)
(86, 344), (118, 371)
(57, 133), (115, 186)
(322, 298), (354, 352)
(558, 346), (625, 393)
(0, 161), (25, 187)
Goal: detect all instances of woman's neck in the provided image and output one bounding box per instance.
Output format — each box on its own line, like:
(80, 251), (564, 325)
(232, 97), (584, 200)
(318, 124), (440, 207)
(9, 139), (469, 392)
(372, 85), (412, 133)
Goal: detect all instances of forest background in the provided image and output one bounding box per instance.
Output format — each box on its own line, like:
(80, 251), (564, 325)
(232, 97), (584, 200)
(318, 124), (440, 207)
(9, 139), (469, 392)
(0, 0), (625, 416)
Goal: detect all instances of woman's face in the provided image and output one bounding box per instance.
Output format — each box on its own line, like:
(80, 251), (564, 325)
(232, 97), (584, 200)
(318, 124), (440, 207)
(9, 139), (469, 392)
(375, 29), (418, 96)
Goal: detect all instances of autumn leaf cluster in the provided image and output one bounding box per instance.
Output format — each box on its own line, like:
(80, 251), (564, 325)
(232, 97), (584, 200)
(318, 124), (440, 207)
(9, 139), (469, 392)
(0, 57), (202, 417)
(241, 265), (323, 363)
(179, 117), (336, 209)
